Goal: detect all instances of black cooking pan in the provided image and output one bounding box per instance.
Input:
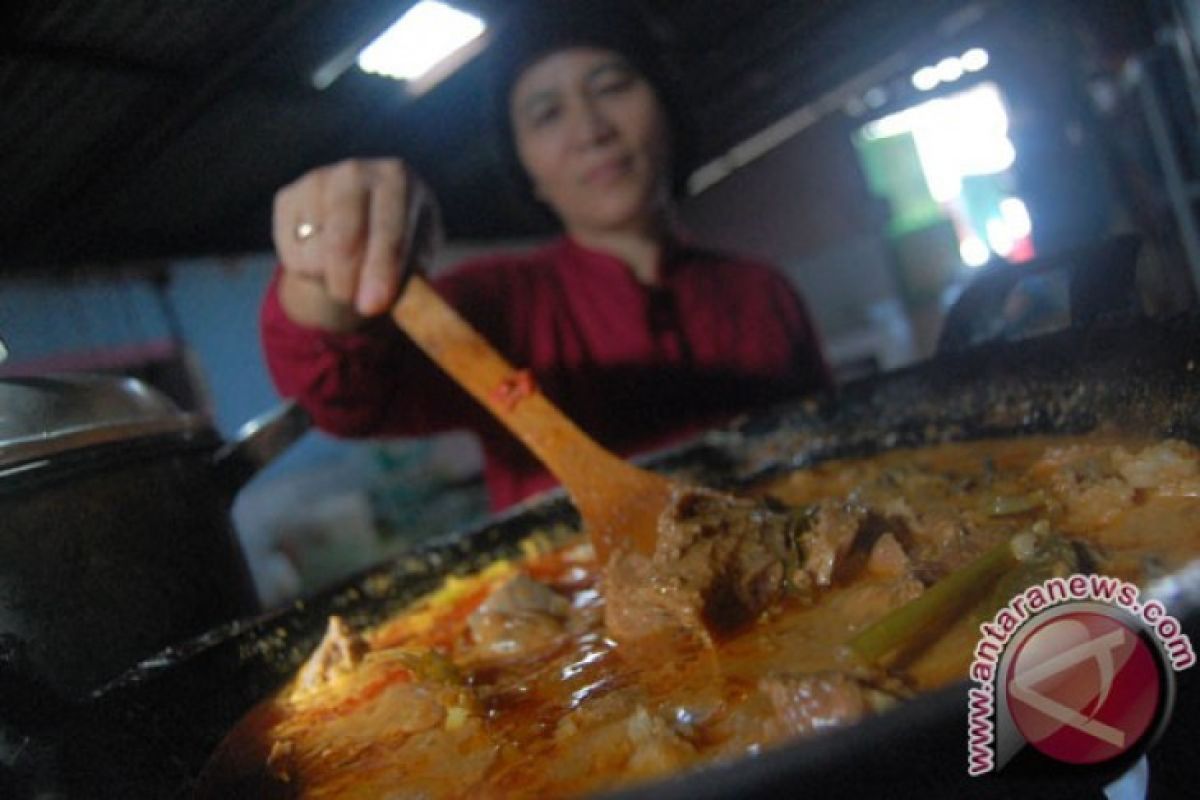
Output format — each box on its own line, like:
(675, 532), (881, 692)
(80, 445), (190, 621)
(9, 314), (1200, 798)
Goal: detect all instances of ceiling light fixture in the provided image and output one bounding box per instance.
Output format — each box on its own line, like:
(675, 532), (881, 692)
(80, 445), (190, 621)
(912, 66), (940, 92)
(961, 47), (990, 73)
(357, 1), (487, 82)
(960, 236), (990, 268)
(1000, 197), (1033, 239)
(908, 48), (989, 98)
(985, 217), (1015, 257)
(936, 57), (964, 83)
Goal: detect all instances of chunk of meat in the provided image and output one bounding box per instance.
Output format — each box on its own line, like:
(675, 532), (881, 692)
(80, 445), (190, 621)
(1068, 480), (1136, 530)
(467, 573), (571, 659)
(605, 487), (803, 642)
(271, 685), (492, 794)
(1034, 441), (1200, 531)
(798, 501), (866, 587)
(547, 699), (695, 790)
(272, 645), (483, 787)
(474, 573), (571, 618)
(759, 671), (887, 738)
(293, 615), (366, 695)
(625, 706), (697, 776)
(605, 488), (928, 644)
(847, 492), (980, 578)
(707, 671), (898, 756)
(796, 501), (864, 587)
(866, 532), (911, 578)
(795, 501), (927, 588)
(1112, 440), (1200, 495)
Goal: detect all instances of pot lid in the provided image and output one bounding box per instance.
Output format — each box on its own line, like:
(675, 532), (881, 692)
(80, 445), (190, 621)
(0, 374), (208, 470)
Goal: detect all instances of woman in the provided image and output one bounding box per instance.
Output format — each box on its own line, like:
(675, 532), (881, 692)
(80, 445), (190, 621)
(262, 1), (831, 511)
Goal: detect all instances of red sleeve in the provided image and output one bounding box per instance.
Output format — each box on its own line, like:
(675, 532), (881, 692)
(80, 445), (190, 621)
(260, 265), (503, 438)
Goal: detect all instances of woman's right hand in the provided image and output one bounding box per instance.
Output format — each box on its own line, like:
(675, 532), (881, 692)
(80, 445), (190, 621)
(272, 158), (437, 331)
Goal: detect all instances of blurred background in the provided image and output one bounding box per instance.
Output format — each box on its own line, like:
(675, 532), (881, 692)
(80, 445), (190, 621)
(4, 0), (1199, 605)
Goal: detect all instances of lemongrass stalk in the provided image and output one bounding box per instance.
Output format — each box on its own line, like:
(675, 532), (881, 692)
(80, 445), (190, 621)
(849, 532), (1035, 664)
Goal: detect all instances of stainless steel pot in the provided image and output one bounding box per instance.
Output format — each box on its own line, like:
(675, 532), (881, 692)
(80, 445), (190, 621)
(0, 375), (308, 700)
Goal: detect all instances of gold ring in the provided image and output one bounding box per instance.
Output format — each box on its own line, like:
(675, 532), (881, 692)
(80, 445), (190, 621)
(295, 221), (320, 242)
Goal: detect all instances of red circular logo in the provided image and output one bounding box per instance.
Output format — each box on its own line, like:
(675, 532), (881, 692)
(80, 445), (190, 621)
(1005, 610), (1160, 765)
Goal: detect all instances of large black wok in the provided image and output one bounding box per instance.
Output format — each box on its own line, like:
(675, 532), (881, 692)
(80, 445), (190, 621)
(7, 314), (1200, 799)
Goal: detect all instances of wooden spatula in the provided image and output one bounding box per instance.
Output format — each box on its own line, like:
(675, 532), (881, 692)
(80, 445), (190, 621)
(392, 274), (674, 561)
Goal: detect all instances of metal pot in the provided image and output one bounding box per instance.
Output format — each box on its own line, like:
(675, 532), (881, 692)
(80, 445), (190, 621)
(0, 375), (309, 700)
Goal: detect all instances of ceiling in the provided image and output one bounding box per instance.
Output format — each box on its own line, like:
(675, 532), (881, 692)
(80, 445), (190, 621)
(2, 0), (974, 274)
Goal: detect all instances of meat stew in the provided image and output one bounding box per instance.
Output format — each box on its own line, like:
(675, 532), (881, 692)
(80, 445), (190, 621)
(197, 435), (1200, 798)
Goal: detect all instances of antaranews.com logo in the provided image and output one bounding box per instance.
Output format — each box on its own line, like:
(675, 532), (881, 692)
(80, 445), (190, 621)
(967, 573), (1195, 776)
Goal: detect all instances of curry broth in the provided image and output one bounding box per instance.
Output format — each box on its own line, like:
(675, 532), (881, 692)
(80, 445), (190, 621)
(198, 435), (1200, 798)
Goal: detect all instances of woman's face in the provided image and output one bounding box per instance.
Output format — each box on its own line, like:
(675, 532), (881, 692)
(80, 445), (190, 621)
(509, 47), (672, 235)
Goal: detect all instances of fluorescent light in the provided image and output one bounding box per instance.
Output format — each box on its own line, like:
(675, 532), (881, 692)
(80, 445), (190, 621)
(912, 66), (939, 92)
(870, 83), (1016, 202)
(936, 57), (964, 83)
(986, 218), (1015, 256)
(962, 48), (990, 73)
(357, 1), (486, 82)
(1000, 197), (1033, 239)
(960, 236), (990, 268)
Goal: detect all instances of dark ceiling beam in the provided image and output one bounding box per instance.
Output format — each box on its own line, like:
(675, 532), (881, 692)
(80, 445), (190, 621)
(1, 39), (325, 100)
(684, 0), (920, 112)
(7, 0), (332, 270)
(679, 0), (843, 96)
(2, 40), (191, 80)
(647, 0), (873, 160)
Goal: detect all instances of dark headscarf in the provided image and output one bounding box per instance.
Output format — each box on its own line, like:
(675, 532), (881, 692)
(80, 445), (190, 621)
(486, 0), (695, 213)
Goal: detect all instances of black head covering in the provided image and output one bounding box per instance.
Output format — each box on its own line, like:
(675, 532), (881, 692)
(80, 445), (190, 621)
(485, 0), (695, 217)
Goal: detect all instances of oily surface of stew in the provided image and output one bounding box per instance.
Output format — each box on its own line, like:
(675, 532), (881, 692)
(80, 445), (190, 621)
(198, 436), (1200, 798)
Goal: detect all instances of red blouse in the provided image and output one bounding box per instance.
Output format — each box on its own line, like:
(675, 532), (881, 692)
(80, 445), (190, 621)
(261, 237), (830, 510)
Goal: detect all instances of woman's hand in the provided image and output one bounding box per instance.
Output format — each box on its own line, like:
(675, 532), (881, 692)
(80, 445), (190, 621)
(272, 159), (437, 331)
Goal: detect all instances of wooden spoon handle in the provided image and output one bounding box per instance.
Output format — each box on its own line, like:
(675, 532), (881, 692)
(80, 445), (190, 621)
(392, 275), (667, 556)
